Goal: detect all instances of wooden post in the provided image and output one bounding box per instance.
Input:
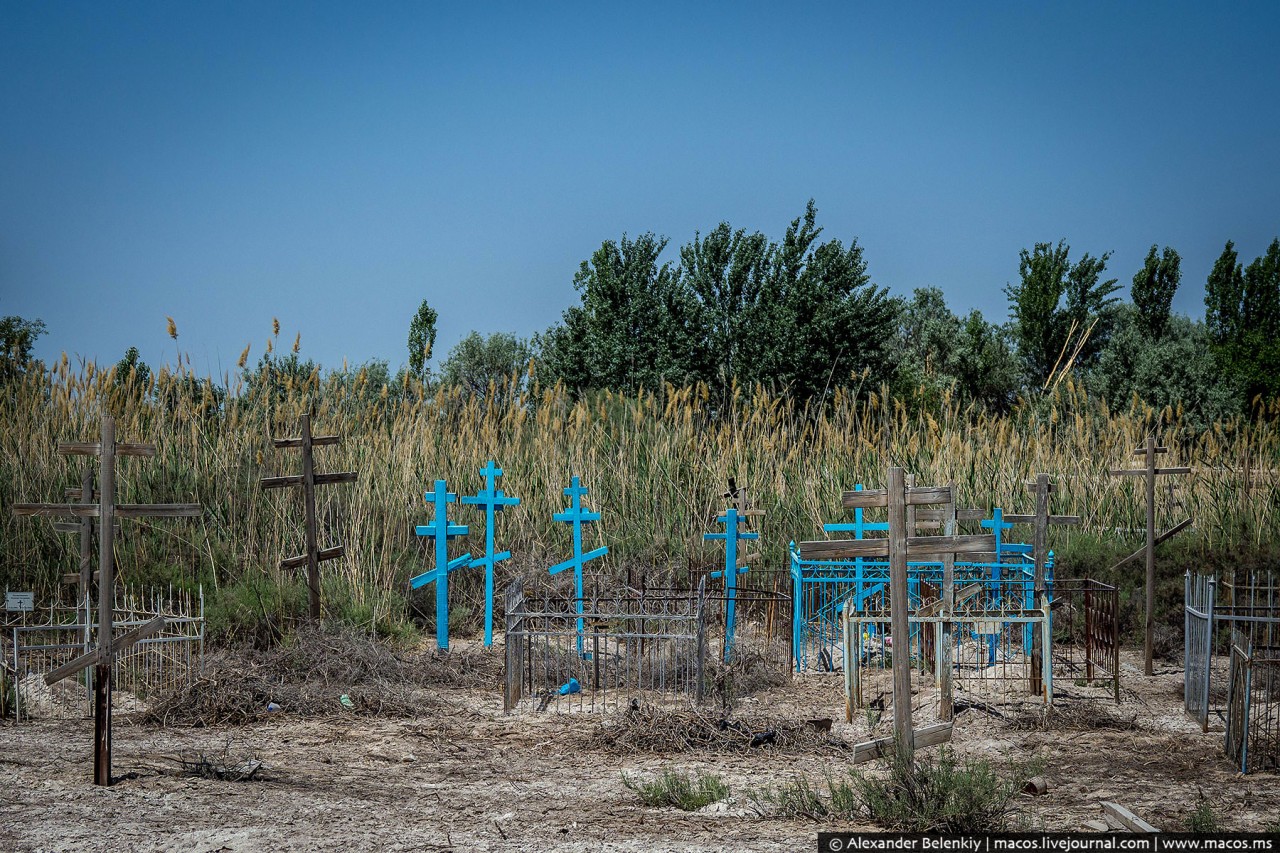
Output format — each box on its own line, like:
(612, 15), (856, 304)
(887, 467), (912, 765)
(939, 491), (956, 721)
(94, 416), (115, 787)
(1110, 438), (1190, 676)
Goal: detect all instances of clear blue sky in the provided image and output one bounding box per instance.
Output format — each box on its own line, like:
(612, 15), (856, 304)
(2, 2), (1278, 377)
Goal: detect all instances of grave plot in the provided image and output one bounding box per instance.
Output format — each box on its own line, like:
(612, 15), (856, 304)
(1186, 569), (1280, 773)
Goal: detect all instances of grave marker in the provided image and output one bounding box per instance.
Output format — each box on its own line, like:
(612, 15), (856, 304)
(411, 479), (471, 651)
(704, 504), (761, 662)
(548, 476), (608, 655)
(461, 460), (521, 647)
(260, 414), (357, 620)
(12, 415), (201, 785)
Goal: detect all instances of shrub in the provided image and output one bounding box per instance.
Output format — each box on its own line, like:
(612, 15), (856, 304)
(623, 770), (730, 811)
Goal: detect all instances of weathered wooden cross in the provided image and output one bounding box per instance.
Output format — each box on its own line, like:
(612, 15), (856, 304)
(411, 479), (472, 651)
(1003, 473), (1081, 694)
(548, 476), (608, 656)
(1110, 436), (1191, 675)
(801, 468), (996, 765)
(12, 415), (201, 786)
(461, 460), (520, 647)
(704, 504), (761, 662)
(260, 414), (357, 620)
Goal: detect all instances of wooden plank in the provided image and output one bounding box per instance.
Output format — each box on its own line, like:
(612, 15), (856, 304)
(115, 443), (157, 457)
(906, 486), (952, 506)
(905, 534), (997, 556)
(1110, 466), (1191, 477)
(57, 442), (102, 456)
(52, 521), (82, 533)
(273, 435), (341, 448)
(260, 474), (304, 490)
(317, 544), (345, 563)
(11, 503), (100, 518)
(842, 488), (887, 508)
(1025, 479), (1057, 493)
(798, 538), (889, 560)
(739, 509), (766, 518)
(852, 723), (953, 764)
(314, 471), (358, 486)
(62, 572), (102, 585)
(1133, 445), (1168, 456)
(115, 504), (202, 518)
(917, 507), (983, 523)
(956, 508), (986, 521)
(1100, 801), (1160, 833)
(44, 616), (168, 685)
(887, 467), (913, 764)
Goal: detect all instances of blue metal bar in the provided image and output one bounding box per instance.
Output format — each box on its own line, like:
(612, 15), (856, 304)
(461, 460), (521, 647)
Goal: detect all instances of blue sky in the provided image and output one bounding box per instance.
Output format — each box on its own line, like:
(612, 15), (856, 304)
(2, 2), (1278, 377)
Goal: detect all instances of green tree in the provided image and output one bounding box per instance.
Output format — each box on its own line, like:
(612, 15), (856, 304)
(1204, 241), (1245, 347)
(1131, 245), (1181, 339)
(407, 300), (439, 381)
(113, 346), (152, 393)
(1005, 240), (1119, 386)
(0, 315), (47, 383)
(440, 331), (532, 399)
(1204, 238), (1280, 407)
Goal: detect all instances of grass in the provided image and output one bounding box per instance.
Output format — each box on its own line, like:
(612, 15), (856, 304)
(1185, 797), (1219, 833)
(756, 748), (1042, 832)
(623, 770), (730, 810)
(2, 354), (1279, 633)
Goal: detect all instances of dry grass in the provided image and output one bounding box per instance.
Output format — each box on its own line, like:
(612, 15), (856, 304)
(585, 701), (848, 755)
(3, 356), (1279, 619)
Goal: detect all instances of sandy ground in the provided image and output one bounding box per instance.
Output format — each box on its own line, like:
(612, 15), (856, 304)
(1, 650), (1276, 853)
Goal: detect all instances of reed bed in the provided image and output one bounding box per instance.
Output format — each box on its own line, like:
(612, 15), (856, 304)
(2, 358), (1277, 618)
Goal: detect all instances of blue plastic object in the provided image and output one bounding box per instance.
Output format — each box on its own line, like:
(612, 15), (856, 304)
(558, 677), (581, 696)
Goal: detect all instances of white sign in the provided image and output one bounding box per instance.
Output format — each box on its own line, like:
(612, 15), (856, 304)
(5, 591), (34, 612)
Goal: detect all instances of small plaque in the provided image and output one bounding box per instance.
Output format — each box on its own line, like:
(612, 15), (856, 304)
(5, 591), (34, 612)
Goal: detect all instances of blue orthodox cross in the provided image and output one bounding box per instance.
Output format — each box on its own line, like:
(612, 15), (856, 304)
(461, 460), (521, 647)
(704, 506), (760, 662)
(824, 484), (889, 611)
(548, 476), (608, 655)
(410, 479), (471, 651)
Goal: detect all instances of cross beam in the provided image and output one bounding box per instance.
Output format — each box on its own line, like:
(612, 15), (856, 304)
(260, 414), (357, 620)
(411, 479), (471, 651)
(548, 476), (608, 655)
(461, 460), (521, 647)
(1110, 436), (1191, 676)
(11, 415), (201, 786)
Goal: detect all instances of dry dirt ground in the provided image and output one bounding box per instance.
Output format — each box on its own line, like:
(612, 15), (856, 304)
(1, 650), (1277, 853)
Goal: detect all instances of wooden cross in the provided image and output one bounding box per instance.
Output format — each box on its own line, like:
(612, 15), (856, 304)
(1110, 436), (1191, 676)
(460, 460), (520, 647)
(1002, 474), (1082, 694)
(12, 415), (201, 786)
(411, 479), (472, 651)
(260, 414), (357, 620)
(704, 504), (762, 662)
(548, 476), (608, 656)
(801, 468), (994, 765)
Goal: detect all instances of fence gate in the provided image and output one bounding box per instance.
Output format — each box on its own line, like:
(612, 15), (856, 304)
(1225, 630), (1280, 774)
(1183, 572), (1216, 731)
(503, 578), (708, 714)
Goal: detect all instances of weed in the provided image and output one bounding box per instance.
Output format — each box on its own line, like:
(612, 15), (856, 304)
(623, 769), (730, 811)
(1185, 797), (1219, 833)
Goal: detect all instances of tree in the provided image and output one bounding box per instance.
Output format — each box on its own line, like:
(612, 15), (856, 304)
(1204, 241), (1245, 347)
(439, 331), (532, 399)
(407, 300), (439, 381)
(1005, 240), (1119, 386)
(1131, 245), (1181, 339)
(113, 346), (152, 394)
(0, 315), (47, 384)
(1204, 238), (1280, 406)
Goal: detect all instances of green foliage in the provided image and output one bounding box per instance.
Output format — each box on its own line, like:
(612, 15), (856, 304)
(535, 201), (899, 401)
(1205, 238), (1280, 407)
(1087, 306), (1241, 431)
(855, 748), (1039, 833)
(0, 315), (47, 384)
(1184, 797), (1219, 833)
(113, 346), (152, 396)
(623, 770), (730, 810)
(1006, 240), (1120, 386)
(407, 300), (439, 381)
(439, 331), (532, 399)
(1131, 245), (1181, 339)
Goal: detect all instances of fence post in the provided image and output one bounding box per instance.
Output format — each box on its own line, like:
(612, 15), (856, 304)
(1201, 576), (1216, 733)
(503, 579), (524, 714)
(695, 576), (707, 705)
(842, 601), (854, 723)
(1085, 580), (1095, 684)
(1041, 596), (1053, 703)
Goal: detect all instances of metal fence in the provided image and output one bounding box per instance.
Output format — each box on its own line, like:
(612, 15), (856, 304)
(4, 586), (204, 722)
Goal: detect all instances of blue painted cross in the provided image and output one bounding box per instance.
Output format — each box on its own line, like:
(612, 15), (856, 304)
(548, 476), (608, 655)
(461, 460), (521, 648)
(824, 484), (889, 612)
(704, 506), (760, 662)
(410, 479), (471, 651)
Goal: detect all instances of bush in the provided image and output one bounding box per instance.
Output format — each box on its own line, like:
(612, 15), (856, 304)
(623, 770), (730, 811)
(1185, 798), (1219, 833)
